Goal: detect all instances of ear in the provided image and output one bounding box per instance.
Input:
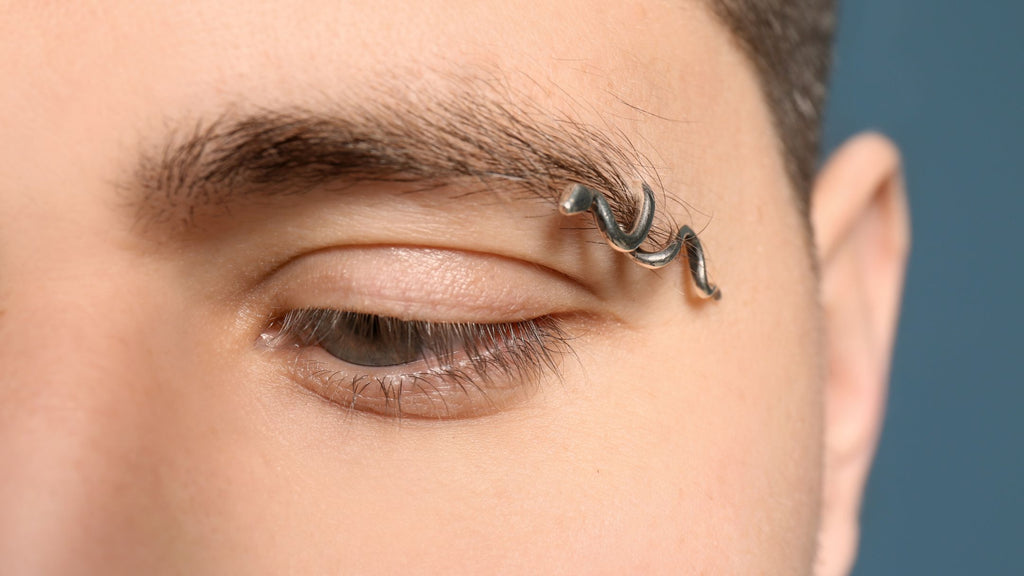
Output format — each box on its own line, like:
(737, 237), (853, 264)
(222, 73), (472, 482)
(812, 133), (911, 576)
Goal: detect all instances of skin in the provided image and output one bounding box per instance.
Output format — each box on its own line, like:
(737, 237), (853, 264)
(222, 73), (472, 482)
(0, 1), (910, 575)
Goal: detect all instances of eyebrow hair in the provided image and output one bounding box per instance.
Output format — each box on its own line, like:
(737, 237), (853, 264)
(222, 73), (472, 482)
(129, 80), (669, 238)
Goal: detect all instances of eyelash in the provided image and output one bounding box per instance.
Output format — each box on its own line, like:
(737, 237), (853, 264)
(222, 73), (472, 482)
(262, 308), (572, 419)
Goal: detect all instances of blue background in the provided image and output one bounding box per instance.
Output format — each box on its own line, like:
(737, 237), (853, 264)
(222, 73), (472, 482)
(822, 1), (1024, 573)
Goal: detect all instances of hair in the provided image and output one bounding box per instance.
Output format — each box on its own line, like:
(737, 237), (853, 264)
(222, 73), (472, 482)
(707, 0), (837, 214)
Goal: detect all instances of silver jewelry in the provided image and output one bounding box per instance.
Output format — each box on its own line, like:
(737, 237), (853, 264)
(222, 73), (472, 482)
(559, 183), (721, 300)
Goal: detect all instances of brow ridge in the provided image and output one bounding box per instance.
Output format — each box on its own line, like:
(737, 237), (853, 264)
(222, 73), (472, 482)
(130, 82), (667, 238)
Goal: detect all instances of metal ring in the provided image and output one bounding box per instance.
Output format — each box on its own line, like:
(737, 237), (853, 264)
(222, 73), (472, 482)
(560, 182), (721, 301)
(629, 226), (721, 300)
(558, 183), (655, 252)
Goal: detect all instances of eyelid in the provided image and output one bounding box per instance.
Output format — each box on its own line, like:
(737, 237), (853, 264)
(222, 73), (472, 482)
(263, 309), (573, 419)
(255, 245), (593, 324)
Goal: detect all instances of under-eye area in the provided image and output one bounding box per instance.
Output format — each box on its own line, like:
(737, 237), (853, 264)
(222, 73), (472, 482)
(260, 308), (574, 419)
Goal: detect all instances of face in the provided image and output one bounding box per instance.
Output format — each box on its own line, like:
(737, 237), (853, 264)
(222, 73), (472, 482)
(0, 1), (862, 574)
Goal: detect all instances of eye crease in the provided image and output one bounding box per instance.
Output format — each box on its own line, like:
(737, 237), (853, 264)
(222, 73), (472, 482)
(262, 308), (573, 419)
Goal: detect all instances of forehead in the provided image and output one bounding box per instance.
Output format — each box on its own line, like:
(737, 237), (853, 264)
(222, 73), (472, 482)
(3, 1), (723, 94)
(0, 1), (779, 196)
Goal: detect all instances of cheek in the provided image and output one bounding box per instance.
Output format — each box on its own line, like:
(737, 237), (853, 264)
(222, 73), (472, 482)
(563, 289), (824, 572)
(555, 316), (821, 569)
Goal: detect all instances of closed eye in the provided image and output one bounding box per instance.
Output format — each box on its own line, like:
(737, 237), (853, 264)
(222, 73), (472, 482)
(261, 308), (573, 420)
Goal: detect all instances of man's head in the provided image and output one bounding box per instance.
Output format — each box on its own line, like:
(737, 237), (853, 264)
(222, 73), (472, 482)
(0, 2), (907, 575)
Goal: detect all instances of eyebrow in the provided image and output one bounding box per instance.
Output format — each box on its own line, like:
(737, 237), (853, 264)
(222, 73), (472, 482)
(129, 81), (663, 234)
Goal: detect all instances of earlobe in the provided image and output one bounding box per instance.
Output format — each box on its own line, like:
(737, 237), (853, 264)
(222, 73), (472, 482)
(811, 133), (911, 576)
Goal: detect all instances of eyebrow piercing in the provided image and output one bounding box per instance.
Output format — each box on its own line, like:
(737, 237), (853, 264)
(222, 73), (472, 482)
(559, 183), (722, 300)
(558, 182), (656, 252)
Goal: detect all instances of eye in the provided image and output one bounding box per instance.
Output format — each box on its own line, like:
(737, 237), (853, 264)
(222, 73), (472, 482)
(303, 311), (424, 367)
(262, 308), (572, 419)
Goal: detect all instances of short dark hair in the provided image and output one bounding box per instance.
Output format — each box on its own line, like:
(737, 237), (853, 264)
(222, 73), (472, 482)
(708, 0), (837, 212)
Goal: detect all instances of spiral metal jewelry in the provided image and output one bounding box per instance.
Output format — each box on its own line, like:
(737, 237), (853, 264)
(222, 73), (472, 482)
(559, 183), (722, 300)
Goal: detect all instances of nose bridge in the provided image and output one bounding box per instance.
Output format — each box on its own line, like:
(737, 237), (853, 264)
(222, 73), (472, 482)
(0, 258), (169, 573)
